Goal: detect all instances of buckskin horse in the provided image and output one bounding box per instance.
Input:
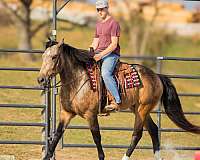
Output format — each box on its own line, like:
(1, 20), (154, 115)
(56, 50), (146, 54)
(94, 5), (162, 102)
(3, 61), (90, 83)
(37, 40), (200, 160)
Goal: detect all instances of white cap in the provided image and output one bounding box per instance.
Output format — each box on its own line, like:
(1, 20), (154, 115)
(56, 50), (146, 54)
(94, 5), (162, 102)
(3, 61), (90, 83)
(96, 0), (108, 9)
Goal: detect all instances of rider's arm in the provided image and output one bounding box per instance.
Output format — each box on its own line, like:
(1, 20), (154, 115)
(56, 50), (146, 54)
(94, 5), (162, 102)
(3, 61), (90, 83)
(90, 38), (99, 50)
(99, 36), (118, 57)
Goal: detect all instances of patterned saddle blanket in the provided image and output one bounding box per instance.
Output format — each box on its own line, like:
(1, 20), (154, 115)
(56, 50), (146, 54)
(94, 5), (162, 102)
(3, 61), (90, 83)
(86, 62), (141, 93)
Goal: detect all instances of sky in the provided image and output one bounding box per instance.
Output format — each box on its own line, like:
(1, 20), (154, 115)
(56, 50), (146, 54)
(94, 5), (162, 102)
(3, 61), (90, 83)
(87, 0), (200, 11)
(164, 0), (200, 10)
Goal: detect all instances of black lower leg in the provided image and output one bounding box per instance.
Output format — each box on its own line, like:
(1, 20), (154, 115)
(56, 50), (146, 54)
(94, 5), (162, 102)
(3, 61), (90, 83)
(126, 129), (143, 157)
(126, 114), (144, 157)
(145, 115), (160, 153)
(44, 122), (64, 160)
(90, 118), (105, 160)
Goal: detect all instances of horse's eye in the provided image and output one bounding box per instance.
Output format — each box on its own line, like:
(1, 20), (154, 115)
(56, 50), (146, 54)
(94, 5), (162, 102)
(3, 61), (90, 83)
(52, 55), (57, 60)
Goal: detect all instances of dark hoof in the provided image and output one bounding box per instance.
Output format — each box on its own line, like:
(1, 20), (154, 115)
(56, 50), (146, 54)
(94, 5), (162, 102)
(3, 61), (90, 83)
(43, 152), (53, 160)
(99, 155), (105, 160)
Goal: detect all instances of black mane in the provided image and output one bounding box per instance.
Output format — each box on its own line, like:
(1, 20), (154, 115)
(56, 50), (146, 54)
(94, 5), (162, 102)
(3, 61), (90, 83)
(45, 39), (94, 65)
(62, 43), (94, 64)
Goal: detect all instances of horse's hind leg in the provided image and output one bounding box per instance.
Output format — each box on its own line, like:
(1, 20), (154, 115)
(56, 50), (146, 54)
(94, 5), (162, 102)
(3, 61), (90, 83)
(145, 114), (162, 160)
(43, 111), (75, 160)
(122, 104), (150, 160)
(88, 116), (105, 160)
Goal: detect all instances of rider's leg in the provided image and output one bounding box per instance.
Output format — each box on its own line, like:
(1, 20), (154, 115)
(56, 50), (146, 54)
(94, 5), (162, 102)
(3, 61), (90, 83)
(101, 53), (121, 110)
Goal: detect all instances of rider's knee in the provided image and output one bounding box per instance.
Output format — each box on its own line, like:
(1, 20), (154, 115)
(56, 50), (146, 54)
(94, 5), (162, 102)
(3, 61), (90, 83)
(101, 70), (112, 79)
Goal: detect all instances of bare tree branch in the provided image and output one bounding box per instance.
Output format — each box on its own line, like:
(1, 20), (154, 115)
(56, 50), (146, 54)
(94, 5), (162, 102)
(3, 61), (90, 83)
(30, 19), (51, 38)
(20, 0), (33, 6)
(0, 0), (25, 23)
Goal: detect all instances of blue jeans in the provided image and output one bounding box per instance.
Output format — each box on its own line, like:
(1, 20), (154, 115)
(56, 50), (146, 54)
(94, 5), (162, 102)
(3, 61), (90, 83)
(101, 53), (121, 104)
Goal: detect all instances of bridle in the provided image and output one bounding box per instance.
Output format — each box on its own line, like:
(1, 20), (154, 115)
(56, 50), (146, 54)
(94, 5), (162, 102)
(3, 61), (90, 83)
(43, 52), (90, 103)
(47, 47), (89, 88)
(42, 44), (91, 103)
(44, 73), (90, 103)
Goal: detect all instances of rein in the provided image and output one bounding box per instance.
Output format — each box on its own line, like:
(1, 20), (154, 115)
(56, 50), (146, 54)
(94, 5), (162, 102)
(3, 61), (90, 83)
(46, 73), (90, 104)
(47, 72), (89, 89)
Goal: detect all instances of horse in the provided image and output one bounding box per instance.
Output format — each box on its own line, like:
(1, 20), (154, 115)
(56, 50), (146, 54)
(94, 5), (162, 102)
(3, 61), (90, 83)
(37, 39), (200, 160)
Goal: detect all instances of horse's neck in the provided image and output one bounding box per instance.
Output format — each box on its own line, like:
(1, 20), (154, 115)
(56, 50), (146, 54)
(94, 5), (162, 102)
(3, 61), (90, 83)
(60, 63), (88, 90)
(59, 49), (90, 94)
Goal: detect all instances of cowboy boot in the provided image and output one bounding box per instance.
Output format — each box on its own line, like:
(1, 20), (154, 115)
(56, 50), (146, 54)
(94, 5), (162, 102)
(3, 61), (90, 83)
(104, 101), (120, 112)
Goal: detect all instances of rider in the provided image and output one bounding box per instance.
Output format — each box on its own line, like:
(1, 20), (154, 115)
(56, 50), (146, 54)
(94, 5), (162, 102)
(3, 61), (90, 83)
(90, 0), (121, 111)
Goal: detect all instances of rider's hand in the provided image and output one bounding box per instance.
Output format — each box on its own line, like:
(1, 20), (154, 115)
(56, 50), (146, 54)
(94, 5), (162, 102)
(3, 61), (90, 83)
(93, 53), (102, 62)
(88, 47), (95, 58)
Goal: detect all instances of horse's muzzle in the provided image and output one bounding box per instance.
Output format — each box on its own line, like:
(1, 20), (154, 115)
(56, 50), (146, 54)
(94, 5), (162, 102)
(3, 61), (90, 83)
(37, 76), (46, 86)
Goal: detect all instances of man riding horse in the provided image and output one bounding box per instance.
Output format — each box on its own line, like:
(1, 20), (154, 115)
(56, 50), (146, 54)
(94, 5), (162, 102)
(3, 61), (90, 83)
(37, 1), (200, 160)
(90, 0), (121, 112)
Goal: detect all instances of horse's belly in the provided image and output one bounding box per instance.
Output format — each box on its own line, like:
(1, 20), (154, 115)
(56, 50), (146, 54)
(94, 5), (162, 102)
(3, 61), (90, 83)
(120, 88), (138, 110)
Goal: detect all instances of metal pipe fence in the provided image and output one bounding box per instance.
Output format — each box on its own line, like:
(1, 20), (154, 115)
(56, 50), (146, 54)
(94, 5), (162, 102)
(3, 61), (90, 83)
(0, 50), (51, 156)
(0, 0), (199, 159)
(0, 49), (200, 158)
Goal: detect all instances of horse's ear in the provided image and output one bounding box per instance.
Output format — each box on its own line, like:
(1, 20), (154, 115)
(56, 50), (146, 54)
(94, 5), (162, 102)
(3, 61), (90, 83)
(48, 37), (51, 41)
(58, 39), (64, 47)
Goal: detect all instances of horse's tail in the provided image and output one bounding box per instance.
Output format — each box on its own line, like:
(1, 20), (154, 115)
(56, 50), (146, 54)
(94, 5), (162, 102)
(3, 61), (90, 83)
(159, 74), (200, 134)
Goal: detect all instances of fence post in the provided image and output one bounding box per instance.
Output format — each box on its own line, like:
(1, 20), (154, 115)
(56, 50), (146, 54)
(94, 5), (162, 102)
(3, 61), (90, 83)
(52, 0), (57, 40)
(51, 77), (57, 143)
(52, 77), (57, 136)
(156, 58), (162, 158)
(51, 0), (57, 159)
(42, 81), (51, 158)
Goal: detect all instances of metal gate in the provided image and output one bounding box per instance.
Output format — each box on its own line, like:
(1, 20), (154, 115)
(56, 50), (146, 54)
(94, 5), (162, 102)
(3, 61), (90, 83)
(0, 49), (51, 156)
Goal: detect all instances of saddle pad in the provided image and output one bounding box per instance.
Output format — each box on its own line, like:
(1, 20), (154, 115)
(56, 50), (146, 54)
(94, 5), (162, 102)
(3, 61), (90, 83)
(124, 65), (141, 89)
(86, 63), (141, 92)
(86, 62), (97, 92)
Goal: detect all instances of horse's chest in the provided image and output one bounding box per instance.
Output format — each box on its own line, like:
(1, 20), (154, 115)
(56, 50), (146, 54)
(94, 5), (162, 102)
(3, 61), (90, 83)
(75, 78), (91, 101)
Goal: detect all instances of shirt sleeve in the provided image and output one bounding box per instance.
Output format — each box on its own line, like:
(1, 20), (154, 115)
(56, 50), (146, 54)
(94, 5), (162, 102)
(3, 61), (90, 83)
(111, 21), (120, 37)
(94, 24), (99, 38)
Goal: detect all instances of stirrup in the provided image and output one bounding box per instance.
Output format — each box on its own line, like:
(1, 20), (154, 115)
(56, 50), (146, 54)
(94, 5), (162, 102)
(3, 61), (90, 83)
(98, 107), (111, 116)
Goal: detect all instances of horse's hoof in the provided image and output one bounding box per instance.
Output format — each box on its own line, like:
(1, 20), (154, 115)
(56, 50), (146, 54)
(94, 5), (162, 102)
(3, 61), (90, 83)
(99, 156), (105, 160)
(122, 154), (129, 160)
(43, 153), (53, 160)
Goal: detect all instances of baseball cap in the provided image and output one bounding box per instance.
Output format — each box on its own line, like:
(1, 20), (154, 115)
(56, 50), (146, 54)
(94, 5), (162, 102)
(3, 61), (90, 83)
(96, 0), (108, 9)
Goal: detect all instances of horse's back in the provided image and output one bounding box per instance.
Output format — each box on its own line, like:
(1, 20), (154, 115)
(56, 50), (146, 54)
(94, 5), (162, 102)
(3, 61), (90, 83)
(133, 64), (163, 106)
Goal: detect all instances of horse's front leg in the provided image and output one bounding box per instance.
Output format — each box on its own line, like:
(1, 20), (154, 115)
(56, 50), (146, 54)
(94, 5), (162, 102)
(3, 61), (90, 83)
(43, 111), (75, 160)
(88, 116), (105, 160)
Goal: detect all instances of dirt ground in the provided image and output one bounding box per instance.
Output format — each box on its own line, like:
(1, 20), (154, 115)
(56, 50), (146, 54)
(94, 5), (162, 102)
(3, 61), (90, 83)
(0, 145), (195, 160)
(49, 148), (194, 160)
(51, 148), (156, 160)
